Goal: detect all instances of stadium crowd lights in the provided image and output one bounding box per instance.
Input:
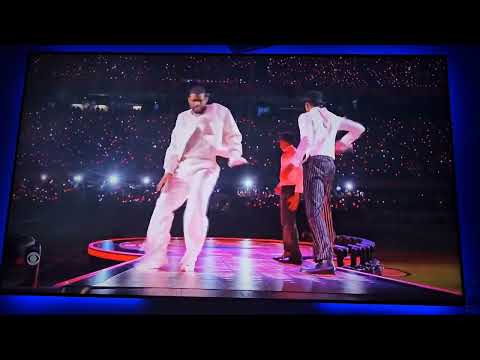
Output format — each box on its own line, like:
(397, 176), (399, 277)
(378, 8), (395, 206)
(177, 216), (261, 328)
(73, 174), (83, 183)
(345, 181), (354, 191)
(38, 173), (158, 187)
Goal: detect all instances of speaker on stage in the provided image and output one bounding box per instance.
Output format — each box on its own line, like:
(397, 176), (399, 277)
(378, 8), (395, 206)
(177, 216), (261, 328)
(1, 234), (41, 288)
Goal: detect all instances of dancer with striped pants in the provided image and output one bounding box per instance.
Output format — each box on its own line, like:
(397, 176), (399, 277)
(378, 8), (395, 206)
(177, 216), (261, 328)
(289, 91), (365, 274)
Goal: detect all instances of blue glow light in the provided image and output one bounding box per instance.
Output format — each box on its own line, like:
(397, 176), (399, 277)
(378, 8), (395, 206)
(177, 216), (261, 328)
(313, 303), (465, 316)
(0, 295), (146, 315)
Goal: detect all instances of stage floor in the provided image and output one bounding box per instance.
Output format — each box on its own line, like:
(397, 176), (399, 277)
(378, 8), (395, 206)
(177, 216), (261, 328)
(50, 238), (463, 304)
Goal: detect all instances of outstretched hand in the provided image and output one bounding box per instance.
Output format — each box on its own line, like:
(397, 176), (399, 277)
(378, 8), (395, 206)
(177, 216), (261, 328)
(155, 173), (173, 193)
(274, 184), (282, 195)
(287, 193), (300, 211)
(228, 156), (249, 168)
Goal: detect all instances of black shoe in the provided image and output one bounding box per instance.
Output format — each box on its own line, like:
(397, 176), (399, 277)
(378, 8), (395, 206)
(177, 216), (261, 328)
(273, 255), (302, 265)
(301, 260), (336, 274)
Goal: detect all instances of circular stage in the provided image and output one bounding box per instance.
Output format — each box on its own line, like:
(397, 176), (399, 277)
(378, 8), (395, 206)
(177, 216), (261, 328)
(88, 237), (408, 278)
(51, 236), (462, 302)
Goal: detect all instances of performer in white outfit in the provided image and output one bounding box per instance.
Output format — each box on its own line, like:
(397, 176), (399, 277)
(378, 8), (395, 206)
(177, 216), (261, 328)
(290, 91), (365, 274)
(137, 86), (248, 272)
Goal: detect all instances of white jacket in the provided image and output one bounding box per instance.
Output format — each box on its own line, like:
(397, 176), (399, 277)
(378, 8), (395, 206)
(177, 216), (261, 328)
(163, 103), (243, 174)
(292, 107), (365, 165)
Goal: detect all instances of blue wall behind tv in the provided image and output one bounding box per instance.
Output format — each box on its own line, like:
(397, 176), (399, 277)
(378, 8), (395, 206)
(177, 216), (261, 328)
(1, 45), (479, 315)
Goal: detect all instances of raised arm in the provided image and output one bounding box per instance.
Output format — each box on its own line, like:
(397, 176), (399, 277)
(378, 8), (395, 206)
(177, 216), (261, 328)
(337, 117), (365, 146)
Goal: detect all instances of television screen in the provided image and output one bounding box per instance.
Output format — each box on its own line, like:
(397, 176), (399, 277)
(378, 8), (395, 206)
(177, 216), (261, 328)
(0, 53), (463, 304)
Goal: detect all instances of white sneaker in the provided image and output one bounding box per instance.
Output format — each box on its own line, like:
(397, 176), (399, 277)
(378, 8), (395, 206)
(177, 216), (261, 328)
(135, 255), (168, 271)
(179, 253), (197, 272)
(179, 262), (196, 272)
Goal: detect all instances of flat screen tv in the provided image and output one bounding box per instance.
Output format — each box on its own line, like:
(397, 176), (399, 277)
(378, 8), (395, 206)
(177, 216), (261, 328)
(0, 53), (463, 305)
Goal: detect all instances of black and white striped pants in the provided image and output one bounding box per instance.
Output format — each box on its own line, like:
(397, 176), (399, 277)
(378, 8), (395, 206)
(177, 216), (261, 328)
(303, 155), (336, 261)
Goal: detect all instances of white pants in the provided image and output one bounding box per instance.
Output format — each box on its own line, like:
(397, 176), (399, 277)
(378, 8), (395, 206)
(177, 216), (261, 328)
(143, 159), (220, 265)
